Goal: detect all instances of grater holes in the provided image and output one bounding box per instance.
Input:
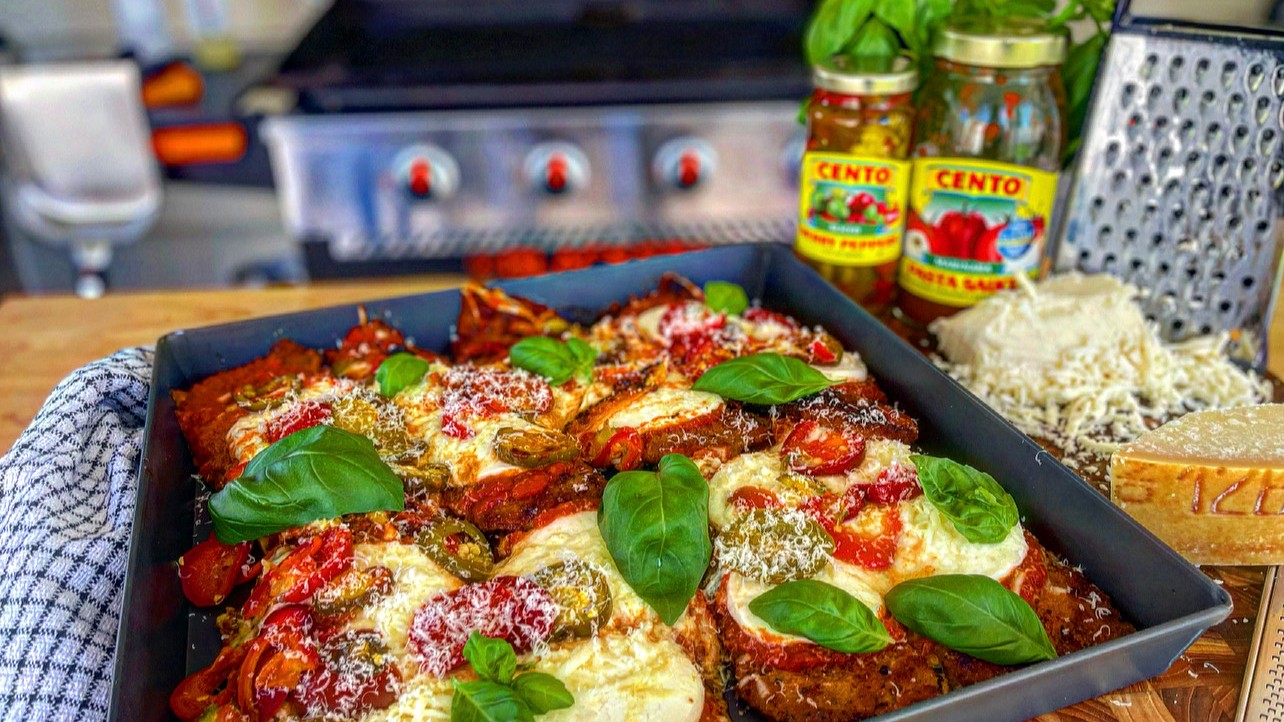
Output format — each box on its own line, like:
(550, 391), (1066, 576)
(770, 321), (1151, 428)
(1170, 56), (1186, 83)
(1272, 159), (1284, 189)
(1262, 128), (1280, 157)
(1103, 252), (1117, 269)
(1171, 203), (1185, 222)
(1090, 195), (1105, 221)
(1233, 124), (1251, 151)
(1257, 96), (1272, 125)
(1222, 61), (1239, 88)
(1241, 157), (1258, 179)
(1200, 89), (1217, 115)
(1247, 189), (1263, 213)
(1163, 178), (1181, 198)
(1106, 141), (1121, 165)
(1142, 54), (1159, 80)
(1127, 113), (1145, 138)
(1220, 299), (1234, 313)
(1257, 219), (1272, 235)
(1207, 122), (1223, 145)
(1247, 63), (1265, 92)
(1079, 248), (1092, 264)
(1228, 216), (1244, 233)
(1146, 85), (1164, 111)
(1139, 173), (1154, 189)
(1152, 232), (1165, 248)
(1171, 318), (1185, 335)
(1274, 65), (1284, 95)
(1112, 170), (1129, 192)
(1195, 58), (1211, 83)
(1172, 87), (1190, 113)
(1144, 201), (1160, 224)
(1130, 257), (1144, 271)
(1186, 149), (1204, 174)
(1179, 118), (1197, 144)
(1200, 324), (1213, 335)
(1229, 93), (1246, 118)
(1244, 276), (1256, 289)
(1117, 198), (1133, 216)
(1213, 154), (1231, 181)
(1121, 82), (1137, 108)
(1159, 260), (1171, 275)
(1125, 228), (1139, 244)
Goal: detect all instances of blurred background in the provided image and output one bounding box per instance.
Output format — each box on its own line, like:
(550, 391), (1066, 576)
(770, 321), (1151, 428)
(0, 0), (1278, 295)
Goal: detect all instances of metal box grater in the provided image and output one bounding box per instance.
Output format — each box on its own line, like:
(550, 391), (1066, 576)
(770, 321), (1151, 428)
(1055, 1), (1284, 368)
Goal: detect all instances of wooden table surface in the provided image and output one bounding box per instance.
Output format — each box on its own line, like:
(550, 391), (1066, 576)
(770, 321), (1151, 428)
(0, 272), (1280, 722)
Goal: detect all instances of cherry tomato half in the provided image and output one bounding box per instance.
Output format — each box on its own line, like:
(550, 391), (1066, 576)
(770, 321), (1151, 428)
(781, 421), (865, 476)
(242, 527), (353, 619)
(178, 537), (253, 607)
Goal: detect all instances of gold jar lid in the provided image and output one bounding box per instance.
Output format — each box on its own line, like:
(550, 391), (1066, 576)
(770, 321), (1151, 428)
(935, 18), (1068, 69)
(812, 55), (918, 96)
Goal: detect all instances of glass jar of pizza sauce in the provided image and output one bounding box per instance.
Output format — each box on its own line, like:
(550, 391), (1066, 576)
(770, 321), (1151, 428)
(795, 55), (917, 315)
(897, 19), (1067, 326)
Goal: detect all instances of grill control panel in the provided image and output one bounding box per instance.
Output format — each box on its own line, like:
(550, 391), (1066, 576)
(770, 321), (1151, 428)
(262, 102), (805, 260)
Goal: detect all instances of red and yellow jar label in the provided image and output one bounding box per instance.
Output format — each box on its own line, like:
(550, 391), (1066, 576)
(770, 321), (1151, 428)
(898, 158), (1057, 307)
(795, 152), (911, 267)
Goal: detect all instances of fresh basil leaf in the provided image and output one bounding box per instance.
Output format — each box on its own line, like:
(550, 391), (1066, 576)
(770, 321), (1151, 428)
(451, 679), (534, 722)
(376, 352), (432, 398)
(510, 672), (574, 714)
(886, 574), (1057, 665)
(703, 281), (750, 316)
(804, 0), (875, 65)
(565, 338), (598, 382)
(598, 454), (711, 625)
(1062, 32), (1107, 166)
(749, 579), (892, 653)
(843, 17), (901, 60)
(464, 632), (516, 684)
(873, 2), (916, 45)
(509, 337), (580, 385)
(911, 455), (1018, 544)
(210, 425), (404, 544)
(692, 353), (835, 405)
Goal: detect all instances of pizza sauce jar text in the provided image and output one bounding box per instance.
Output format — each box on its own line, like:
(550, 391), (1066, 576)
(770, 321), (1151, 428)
(897, 19), (1067, 325)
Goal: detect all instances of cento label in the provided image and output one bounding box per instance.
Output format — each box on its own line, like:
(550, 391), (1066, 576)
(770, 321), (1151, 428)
(795, 152), (911, 267)
(898, 158), (1057, 307)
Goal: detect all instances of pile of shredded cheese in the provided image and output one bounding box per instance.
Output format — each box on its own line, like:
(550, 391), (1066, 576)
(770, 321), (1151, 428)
(930, 273), (1270, 466)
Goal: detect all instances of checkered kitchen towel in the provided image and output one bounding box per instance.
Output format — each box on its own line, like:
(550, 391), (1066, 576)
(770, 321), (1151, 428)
(0, 348), (154, 722)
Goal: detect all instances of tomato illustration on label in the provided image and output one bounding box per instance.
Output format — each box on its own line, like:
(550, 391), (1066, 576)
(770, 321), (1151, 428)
(899, 158), (1057, 308)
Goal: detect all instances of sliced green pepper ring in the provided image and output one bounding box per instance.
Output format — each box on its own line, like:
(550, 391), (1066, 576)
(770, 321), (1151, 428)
(530, 560), (614, 640)
(397, 461), (451, 498)
(718, 508), (835, 585)
(415, 518), (494, 582)
(233, 375), (300, 411)
(493, 426), (580, 468)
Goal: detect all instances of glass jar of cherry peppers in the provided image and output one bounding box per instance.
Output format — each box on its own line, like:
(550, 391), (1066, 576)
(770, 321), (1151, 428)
(795, 55), (917, 315)
(896, 18), (1067, 326)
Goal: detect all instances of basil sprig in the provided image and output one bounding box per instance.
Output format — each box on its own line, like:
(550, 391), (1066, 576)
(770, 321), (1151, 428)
(749, 579), (891, 653)
(886, 575), (1057, 666)
(451, 632), (574, 722)
(376, 352), (432, 398)
(692, 353), (835, 405)
(598, 454), (711, 625)
(210, 425), (404, 544)
(510, 337), (597, 386)
(703, 281), (749, 316)
(911, 455), (1018, 544)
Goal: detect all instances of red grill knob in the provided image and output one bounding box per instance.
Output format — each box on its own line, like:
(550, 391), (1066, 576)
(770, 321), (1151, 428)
(408, 159), (432, 198)
(677, 151), (701, 188)
(545, 154), (569, 194)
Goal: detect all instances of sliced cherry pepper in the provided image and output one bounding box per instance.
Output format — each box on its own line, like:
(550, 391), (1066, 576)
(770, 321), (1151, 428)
(170, 643), (247, 721)
(591, 426), (644, 470)
(781, 420), (866, 476)
(178, 537), (253, 607)
(242, 527), (354, 619)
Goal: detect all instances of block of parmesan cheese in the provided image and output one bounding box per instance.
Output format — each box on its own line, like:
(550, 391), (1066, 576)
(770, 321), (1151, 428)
(1110, 404), (1284, 565)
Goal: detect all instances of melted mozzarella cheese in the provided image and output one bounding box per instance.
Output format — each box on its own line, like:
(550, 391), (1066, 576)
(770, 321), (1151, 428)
(606, 387), (722, 432)
(535, 633), (704, 722)
(885, 495), (1027, 585)
(226, 376), (359, 465)
(423, 414), (537, 487)
(632, 306), (668, 341)
(724, 564), (884, 644)
(813, 353), (868, 383)
(707, 452), (787, 530)
(351, 542), (461, 659)
(498, 511), (656, 628)
(832, 496), (1028, 595)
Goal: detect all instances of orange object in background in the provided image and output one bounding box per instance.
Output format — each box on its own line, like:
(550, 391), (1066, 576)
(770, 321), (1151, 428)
(465, 240), (707, 281)
(142, 62), (205, 108)
(152, 123), (248, 165)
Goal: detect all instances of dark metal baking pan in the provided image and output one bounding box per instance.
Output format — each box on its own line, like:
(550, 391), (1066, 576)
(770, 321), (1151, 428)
(109, 243), (1231, 722)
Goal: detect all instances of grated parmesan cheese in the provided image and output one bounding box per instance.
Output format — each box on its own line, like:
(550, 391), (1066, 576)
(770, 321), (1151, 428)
(931, 273), (1269, 464)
